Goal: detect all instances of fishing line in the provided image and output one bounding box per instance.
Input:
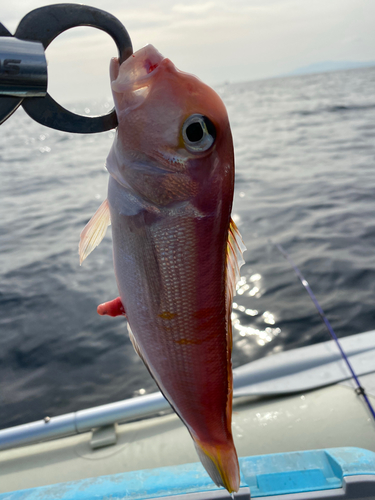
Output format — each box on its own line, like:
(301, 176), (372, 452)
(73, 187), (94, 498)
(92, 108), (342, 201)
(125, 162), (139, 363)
(273, 241), (375, 422)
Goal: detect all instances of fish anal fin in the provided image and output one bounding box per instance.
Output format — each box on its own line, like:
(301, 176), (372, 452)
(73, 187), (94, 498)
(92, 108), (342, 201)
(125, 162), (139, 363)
(79, 199), (111, 265)
(97, 297), (126, 317)
(127, 323), (146, 362)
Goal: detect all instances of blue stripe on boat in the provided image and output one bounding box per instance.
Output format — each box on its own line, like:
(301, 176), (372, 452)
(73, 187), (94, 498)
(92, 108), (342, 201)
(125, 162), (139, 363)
(0, 447), (374, 499)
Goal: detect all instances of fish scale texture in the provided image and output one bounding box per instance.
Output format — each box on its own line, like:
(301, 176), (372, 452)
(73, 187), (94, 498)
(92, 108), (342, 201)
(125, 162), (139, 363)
(111, 201), (229, 437)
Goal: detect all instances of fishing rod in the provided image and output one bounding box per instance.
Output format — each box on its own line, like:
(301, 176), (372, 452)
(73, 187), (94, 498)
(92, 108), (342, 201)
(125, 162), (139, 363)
(274, 241), (375, 421)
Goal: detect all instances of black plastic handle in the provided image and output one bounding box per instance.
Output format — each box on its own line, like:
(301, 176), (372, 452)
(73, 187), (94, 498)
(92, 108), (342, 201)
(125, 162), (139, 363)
(1, 4), (133, 133)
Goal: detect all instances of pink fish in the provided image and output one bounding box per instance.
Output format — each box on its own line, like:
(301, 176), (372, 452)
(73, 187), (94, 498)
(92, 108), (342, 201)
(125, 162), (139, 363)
(79, 45), (245, 493)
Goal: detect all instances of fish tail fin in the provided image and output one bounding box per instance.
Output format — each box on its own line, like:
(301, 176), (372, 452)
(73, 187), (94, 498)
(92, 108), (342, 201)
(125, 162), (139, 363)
(193, 438), (240, 493)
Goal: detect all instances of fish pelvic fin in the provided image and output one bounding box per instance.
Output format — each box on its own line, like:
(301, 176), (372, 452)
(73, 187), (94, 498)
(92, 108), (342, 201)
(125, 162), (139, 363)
(194, 438), (240, 493)
(79, 199), (111, 265)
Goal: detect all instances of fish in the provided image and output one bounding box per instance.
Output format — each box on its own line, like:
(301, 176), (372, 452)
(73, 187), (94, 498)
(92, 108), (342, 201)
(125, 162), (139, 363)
(79, 44), (246, 493)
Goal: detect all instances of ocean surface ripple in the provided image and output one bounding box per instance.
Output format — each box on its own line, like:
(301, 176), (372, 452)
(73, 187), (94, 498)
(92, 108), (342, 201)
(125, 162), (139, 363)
(1, 66), (375, 429)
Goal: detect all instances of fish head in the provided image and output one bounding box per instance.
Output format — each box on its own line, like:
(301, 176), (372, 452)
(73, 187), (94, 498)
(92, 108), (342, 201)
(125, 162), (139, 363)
(107, 44), (234, 209)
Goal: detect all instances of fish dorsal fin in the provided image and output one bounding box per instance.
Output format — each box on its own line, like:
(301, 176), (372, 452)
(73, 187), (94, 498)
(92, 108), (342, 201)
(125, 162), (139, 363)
(225, 218), (246, 445)
(226, 218), (246, 367)
(79, 199), (111, 265)
(226, 218), (246, 306)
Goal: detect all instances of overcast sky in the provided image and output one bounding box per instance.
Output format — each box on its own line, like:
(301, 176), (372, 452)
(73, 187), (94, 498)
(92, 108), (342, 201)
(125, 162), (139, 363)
(2, 0), (375, 105)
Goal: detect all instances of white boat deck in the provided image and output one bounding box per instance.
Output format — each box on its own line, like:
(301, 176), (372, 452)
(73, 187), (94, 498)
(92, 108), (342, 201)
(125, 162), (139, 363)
(1, 382), (374, 494)
(1, 330), (374, 494)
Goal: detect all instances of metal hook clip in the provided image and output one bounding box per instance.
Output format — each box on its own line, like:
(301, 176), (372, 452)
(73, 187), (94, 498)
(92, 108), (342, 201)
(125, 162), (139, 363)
(0, 4), (133, 133)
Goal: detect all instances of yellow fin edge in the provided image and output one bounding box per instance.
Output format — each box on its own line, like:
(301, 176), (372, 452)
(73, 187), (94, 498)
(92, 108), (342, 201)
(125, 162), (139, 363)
(194, 438), (240, 493)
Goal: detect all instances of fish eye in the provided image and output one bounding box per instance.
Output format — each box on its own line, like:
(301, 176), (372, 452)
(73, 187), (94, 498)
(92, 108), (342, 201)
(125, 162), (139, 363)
(182, 114), (216, 153)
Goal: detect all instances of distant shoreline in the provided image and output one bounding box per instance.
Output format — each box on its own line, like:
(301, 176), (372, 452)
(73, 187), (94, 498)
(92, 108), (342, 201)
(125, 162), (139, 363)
(283, 60), (375, 77)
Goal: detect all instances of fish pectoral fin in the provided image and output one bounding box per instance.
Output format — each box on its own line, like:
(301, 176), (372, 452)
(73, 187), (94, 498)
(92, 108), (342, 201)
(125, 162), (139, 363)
(79, 199), (111, 265)
(97, 297), (126, 317)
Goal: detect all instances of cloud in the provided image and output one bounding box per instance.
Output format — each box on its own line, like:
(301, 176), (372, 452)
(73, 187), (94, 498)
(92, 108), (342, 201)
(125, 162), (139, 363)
(172, 2), (215, 14)
(3, 0), (375, 100)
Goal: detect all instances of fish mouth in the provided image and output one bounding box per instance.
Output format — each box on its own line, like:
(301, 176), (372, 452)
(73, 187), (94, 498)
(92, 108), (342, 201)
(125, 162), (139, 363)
(111, 44), (166, 93)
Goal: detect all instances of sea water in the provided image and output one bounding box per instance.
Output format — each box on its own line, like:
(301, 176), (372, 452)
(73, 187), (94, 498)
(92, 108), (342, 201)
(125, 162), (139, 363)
(1, 66), (375, 429)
